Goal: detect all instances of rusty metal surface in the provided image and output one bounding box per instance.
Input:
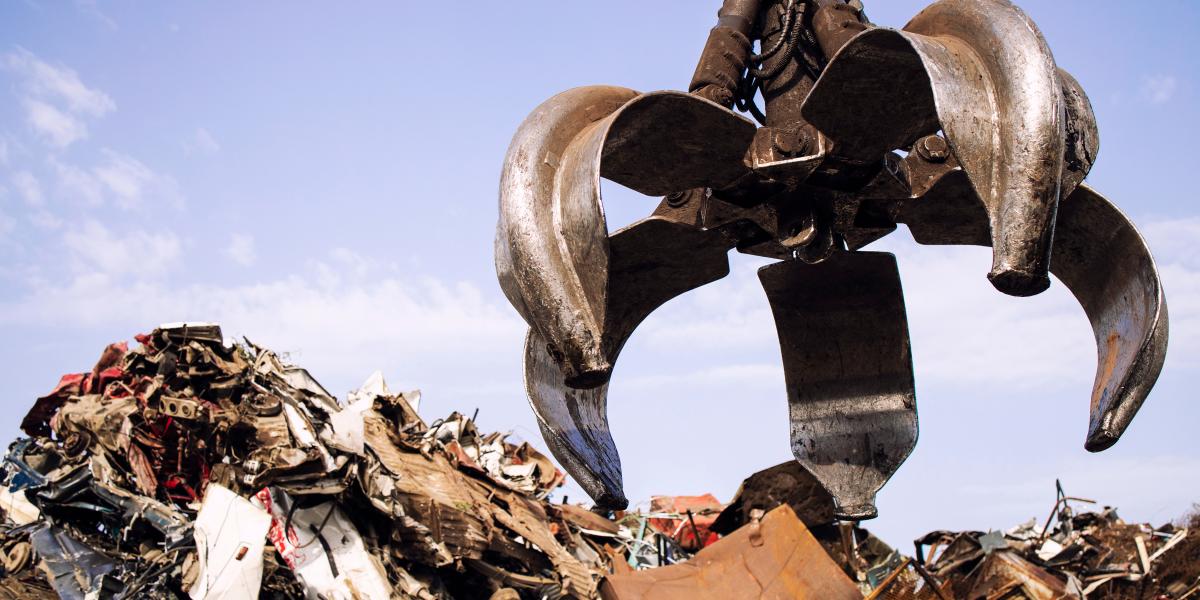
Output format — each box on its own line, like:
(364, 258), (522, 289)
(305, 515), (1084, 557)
(495, 0), (1169, 521)
(599, 505), (863, 600)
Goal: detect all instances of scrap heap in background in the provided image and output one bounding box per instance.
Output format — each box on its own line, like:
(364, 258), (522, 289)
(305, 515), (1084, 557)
(0, 325), (1195, 599)
(0, 324), (617, 599)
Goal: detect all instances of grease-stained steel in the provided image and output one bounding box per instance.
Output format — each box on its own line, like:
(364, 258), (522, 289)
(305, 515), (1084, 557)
(760, 252), (916, 520)
(495, 0), (1169, 520)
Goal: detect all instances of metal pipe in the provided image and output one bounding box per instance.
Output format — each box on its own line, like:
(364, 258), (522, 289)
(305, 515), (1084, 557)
(717, 0), (762, 35)
(689, 0), (761, 106)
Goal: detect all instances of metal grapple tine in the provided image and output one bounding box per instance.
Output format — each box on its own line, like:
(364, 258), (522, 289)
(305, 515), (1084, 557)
(903, 178), (1168, 451)
(498, 88), (755, 389)
(525, 217), (731, 510)
(1050, 184), (1168, 451)
(524, 330), (625, 508)
(759, 252), (917, 521)
(497, 86), (639, 388)
(803, 0), (1067, 297)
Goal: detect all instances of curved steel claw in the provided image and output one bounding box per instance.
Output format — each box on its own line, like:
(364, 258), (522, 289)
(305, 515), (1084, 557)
(804, 0), (1068, 297)
(1051, 185), (1169, 451)
(497, 87), (755, 389)
(760, 252), (917, 521)
(524, 218), (731, 510)
(902, 178), (1169, 450)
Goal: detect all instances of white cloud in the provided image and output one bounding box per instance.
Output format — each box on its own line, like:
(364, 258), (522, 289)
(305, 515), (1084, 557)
(1136, 217), (1200, 368)
(1158, 262), (1200, 370)
(0, 208), (14, 240)
(10, 170), (44, 207)
(635, 255), (777, 354)
(884, 240), (1095, 388)
(74, 0), (118, 30)
(0, 250), (526, 389)
(316, 247), (372, 285)
(2, 48), (115, 116)
(61, 220), (182, 278)
(1141, 75), (1178, 105)
(225, 233), (257, 267)
(872, 453), (1200, 545)
(621, 363), (784, 395)
(2, 48), (114, 149)
(92, 150), (156, 209)
(27, 209), (62, 231)
(1142, 217), (1200, 269)
(50, 158), (104, 206)
(185, 127), (220, 155)
(23, 98), (88, 148)
(50, 151), (183, 210)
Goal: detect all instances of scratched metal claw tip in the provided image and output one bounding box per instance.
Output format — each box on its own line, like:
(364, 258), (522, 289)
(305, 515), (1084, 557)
(987, 267), (1051, 298)
(1084, 431), (1119, 454)
(525, 330), (628, 510)
(837, 503), (880, 522)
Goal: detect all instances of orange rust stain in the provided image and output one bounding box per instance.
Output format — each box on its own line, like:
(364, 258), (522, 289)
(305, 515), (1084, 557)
(1092, 332), (1122, 413)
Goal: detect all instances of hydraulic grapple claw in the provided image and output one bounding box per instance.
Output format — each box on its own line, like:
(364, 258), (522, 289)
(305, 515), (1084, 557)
(496, 0), (1169, 519)
(803, 0), (1067, 297)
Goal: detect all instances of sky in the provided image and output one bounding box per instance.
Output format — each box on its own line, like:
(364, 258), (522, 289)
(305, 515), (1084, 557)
(0, 1), (1196, 547)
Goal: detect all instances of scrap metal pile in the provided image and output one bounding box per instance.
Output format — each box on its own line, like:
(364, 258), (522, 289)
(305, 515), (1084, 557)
(604, 465), (1200, 600)
(905, 490), (1200, 600)
(0, 324), (634, 599)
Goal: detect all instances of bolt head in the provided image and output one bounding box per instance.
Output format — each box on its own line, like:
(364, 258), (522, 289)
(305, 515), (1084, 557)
(916, 135), (949, 162)
(772, 127), (811, 158)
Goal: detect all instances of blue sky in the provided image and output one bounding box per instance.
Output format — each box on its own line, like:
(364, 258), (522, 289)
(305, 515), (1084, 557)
(0, 1), (1196, 546)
